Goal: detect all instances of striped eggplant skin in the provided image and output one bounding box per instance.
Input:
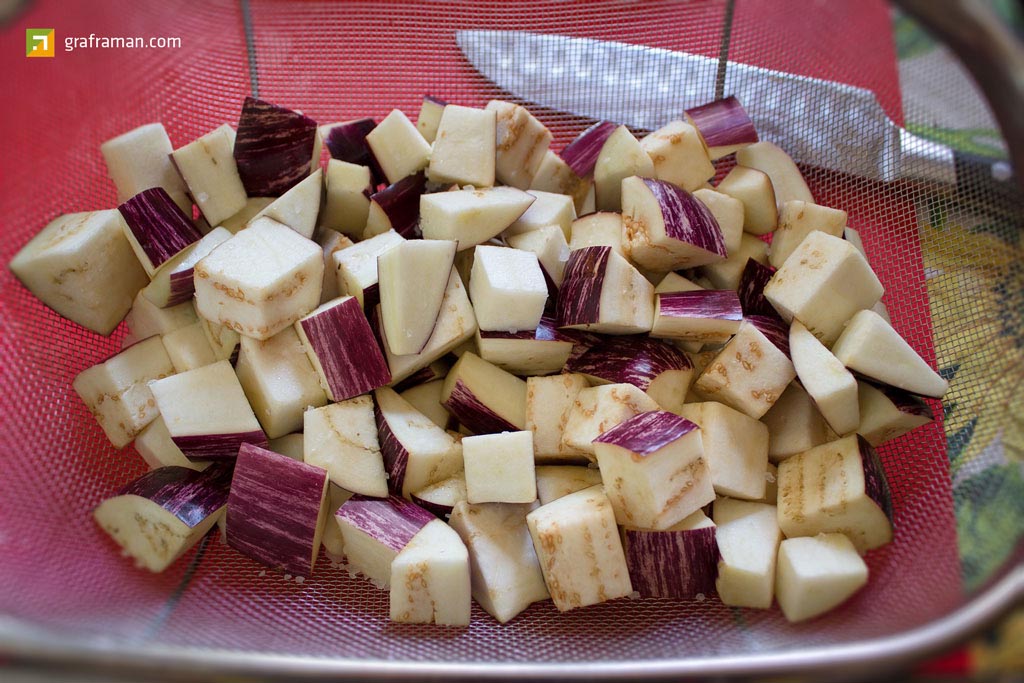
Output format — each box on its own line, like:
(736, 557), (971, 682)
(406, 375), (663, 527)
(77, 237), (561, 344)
(477, 316), (573, 343)
(442, 378), (519, 434)
(324, 118), (384, 185)
(423, 95), (447, 106)
(234, 96), (318, 197)
(371, 172), (426, 238)
(374, 401), (409, 495)
(226, 442), (328, 577)
(560, 121), (617, 178)
(172, 430), (268, 462)
(335, 494), (435, 553)
(640, 178), (727, 260)
(117, 464), (232, 529)
(166, 268), (198, 307)
(118, 187), (202, 269)
(556, 246), (611, 328)
(566, 336), (692, 391)
(866, 379), (935, 419)
(623, 525), (719, 598)
(594, 410), (699, 456)
(300, 297), (392, 401)
(737, 258), (779, 318)
(746, 315), (791, 359)
(684, 96), (759, 150)
(857, 435), (894, 523)
(657, 290), (743, 320)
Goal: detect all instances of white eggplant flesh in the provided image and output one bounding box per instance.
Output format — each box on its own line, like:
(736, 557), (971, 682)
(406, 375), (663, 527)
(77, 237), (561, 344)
(715, 166), (778, 235)
(594, 125), (654, 212)
(556, 246), (654, 334)
(365, 109), (431, 184)
(251, 168), (323, 239)
(856, 380), (934, 447)
(713, 498), (782, 609)
(487, 100), (552, 189)
(594, 410), (714, 529)
(639, 120), (715, 192)
(450, 501), (550, 623)
(218, 197), (274, 234)
(416, 95), (446, 143)
(10, 210), (148, 336)
(530, 149), (592, 214)
(535, 465), (603, 505)
(194, 217), (324, 341)
(527, 486), (633, 612)
(526, 373), (592, 464)
(410, 473), (467, 518)
(427, 104), (496, 188)
(400, 380), (453, 431)
(505, 190), (576, 240)
(775, 533), (868, 622)
(568, 212), (626, 258)
(420, 187), (535, 249)
(463, 431), (537, 504)
(162, 322), (217, 373)
(378, 240), (457, 355)
(199, 316), (240, 363)
(561, 383), (661, 458)
(74, 336), (176, 449)
(469, 245), (548, 333)
(315, 228), (354, 304)
(506, 224), (570, 290)
(441, 352), (527, 434)
(769, 201), (848, 268)
(335, 494), (435, 588)
(736, 141), (814, 207)
(266, 433), (305, 461)
(677, 402), (769, 500)
(333, 229), (404, 311)
(476, 319), (574, 377)
(304, 396), (388, 497)
(135, 417), (210, 471)
(761, 381), (838, 462)
(124, 293), (198, 345)
(322, 159), (372, 238)
(171, 124), (247, 226)
(693, 188), (744, 255)
(790, 320), (860, 435)
(101, 122), (188, 207)
(389, 519), (472, 626)
(142, 227), (231, 309)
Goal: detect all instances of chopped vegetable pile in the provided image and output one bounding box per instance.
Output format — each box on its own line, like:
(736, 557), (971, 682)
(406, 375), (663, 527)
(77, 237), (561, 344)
(9, 93), (948, 626)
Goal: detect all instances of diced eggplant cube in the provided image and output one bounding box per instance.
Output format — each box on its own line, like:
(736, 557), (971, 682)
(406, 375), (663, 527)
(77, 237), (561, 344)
(764, 231), (883, 346)
(101, 122), (190, 209)
(199, 316), (240, 362)
(366, 109), (431, 184)
(390, 519), (472, 626)
(506, 224), (570, 289)
(561, 383), (661, 458)
(450, 501), (550, 623)
(218, 197), (274, 233)
(463, 431), (537, 504)
(171, 124), (247, 226)
(322, 159), (372, 238)
(378, 240), (457, 355)
(736, 141), (814, 207)
(135, 417), (209, 471)
(476, 318), (574, 377)
(693, 188), (744, 255)
(715, 166), (778, 235)
(194, 217), (323, 341)
(791, 320), (859, 435)
(594, 410), (714, 529)
(251, 168), (323, 239)
(531, 149), (592, 214)
(149, 360), (266, 460)
(505, 190), (576, 240)
(364, 172), (427, 240)
(304, 396), (388, 497)
(769, 201), (848, 268)
(695, 320), (796, 419)
(527, 486), (633, 612)
(420, 187), (535, 249)
(556, 246), (654, 334)
(226, 443), (329, 577)
(527, 373), (592, 464)
(416, 95), (446, 143)
(235, 327), (327, 439)
(427, 104), (496, 188)
(11, 210), (149, 336)
(535, 465), (603, 505)
(266, 432), (305, 461)
(94, 464), (231, 572)
(832, 309), (948, 398)
(74, 336), (176, 448)
(622, 509), (719, 599)
(652, 290), (743, 344)
(124, 292), (198, 344)
(856, 380), (933, 446)
(699, 232), (770, 291)
(594, 126), (654, 212)
(233, 97), (318, 197)
(333, 229), (405, 311)
(410, 473), (467, 518)
(776, 434), (894, 552)
(761, 382), (838, 462)
(639, 120), (715, 192)
(470, 245), (548, 333)
(713, 498), (782, 609)
(162, 322), (217, 373)
(775, 533), (868, 622)
(569, 212), (626, 258)
(441, 352), (527, 434)
(487, 100), (553, 189)
(335, 494), (435, 587)
(677, 401), (769, 500)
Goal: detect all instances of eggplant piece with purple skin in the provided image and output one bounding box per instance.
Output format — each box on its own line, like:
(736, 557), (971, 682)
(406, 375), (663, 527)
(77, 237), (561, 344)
(559, 121), (618, 178)
(476, 316), (575, 377)
(651, 290), (744, 344)
(334, 493), (436, 587)
(118, 187), (203, 277)
(622, 509), (720, 599)
(556, 246), (655, 335)
(295, 296), (392, 402)
(226, 443), (329, 577)
(566, 335), (694, 413)
(234, 96), (318, 197)
(322, 118), (384, 185)
(410, 473), (467, 519)
(363, 172), (426, 239)
(441, 351), (527, 435)
(142, 227), (232, 309)
(737, 258), (779, 318)
(94, 464), (232, 572)
(856, 379), (935, 446)
(684, 96), (759, 160)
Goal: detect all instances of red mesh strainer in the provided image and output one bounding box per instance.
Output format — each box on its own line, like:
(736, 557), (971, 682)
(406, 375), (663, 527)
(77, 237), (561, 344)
(1, 0), (1022, 679)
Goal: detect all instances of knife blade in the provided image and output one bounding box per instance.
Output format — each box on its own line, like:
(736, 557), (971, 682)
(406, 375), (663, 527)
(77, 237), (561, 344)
(456, 30), (1014, 188)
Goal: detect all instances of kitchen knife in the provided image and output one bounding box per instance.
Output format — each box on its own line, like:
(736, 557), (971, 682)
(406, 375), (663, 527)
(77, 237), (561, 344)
(456, 30), (1015, 192)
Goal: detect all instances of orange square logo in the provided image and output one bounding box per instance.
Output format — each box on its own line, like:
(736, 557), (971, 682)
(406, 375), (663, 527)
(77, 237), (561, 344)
(26, 29), (55, 58)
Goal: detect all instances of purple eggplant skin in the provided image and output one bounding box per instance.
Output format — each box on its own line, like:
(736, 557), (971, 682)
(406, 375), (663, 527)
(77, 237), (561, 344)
(560, 121), (618, 177)
(335, 494), (435, 553)
(423, 94), (447, 106)
(562, 329), (606, 368)
(858, 435), (894, 523)
(594, 410), (699, 456)
(410, 493), (456, 520)
(623, 525), (720, 599)
(641, 178), (727, 259)
(299, 297), (392, 401)
(371, 172), (426, 238)
(684, 96), (759, 149)
(657, 290), (743, 321)
(478, 316), (573, 343)
(166, 268), (198, 307)
(737, 258), (778, 318)
(172, 430), (268, 462)
(226, 443), (328, 577)
(374, 400), (409, 496)
(323, 118), (385, 187)
(118, 187), (203, 269)
(442, 379), (519, 435)
(234, 96), (318, 197)
(745, 315), (791, 359)
(556, 246), (611, 328)
(391, 365), (443, 393)
(863, 379), (935, 419)
(566, 336), (692, 391)
(117, 464), (233, 529)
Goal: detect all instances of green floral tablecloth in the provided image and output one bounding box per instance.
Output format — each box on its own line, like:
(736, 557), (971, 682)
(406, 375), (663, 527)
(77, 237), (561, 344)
(895, 4), (1024, 676)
